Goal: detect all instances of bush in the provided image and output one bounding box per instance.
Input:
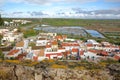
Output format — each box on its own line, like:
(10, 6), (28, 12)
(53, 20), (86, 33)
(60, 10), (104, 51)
(0, 50), (4, 60)
(5, 60), (20, 64)
(0, 70), (10, 80)
(51, 64), (67, 69)
(23, 29), (38, 38)
(10, 57), (15, 60)
(100, 58), (118, 64)
(75, 66), (85, 70)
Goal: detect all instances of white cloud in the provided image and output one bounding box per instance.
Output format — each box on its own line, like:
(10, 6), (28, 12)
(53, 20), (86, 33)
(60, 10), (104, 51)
(2, 7), (120, 19)
(2, 11), (31, 18)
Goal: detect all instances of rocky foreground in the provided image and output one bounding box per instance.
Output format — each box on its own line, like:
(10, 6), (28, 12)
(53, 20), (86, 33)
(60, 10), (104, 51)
(0, 62), (120, 80)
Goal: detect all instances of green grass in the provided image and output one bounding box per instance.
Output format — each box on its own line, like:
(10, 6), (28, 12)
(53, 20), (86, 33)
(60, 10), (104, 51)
(23, 29), (39, 38)
(41, 18), (120, 27)
(3, 18), (120, 28)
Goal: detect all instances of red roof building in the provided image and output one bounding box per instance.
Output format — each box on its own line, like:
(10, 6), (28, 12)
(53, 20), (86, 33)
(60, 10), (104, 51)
(16, 53), (27, 60)
(6, 49), (22, 58)
(101, 51), (108, 56)
(45, 52), (62, 59)
(80, 50), (84, 55)
(114, 54), (120, 60)
(71, 48), (79, 55)
(62, 42), (79, 47)
(86, 44), (93, 47)
(7, 50), (20, 55)
(33, 56), (38, 61)
(55, 35), (67, 41)
(46, 45), (51, 48)
(51, 40), (58, 45)
(72, 48), (79, 53)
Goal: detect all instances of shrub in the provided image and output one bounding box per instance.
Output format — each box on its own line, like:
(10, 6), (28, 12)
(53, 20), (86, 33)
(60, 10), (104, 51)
(23, 29), (38, 38)
(20, 60), (39, 66)
(5, 60), (20, 64)
(0, 70), (9, 80)
(26, 61), (39, 66)
(0, 50), (4, 60)
(51, 64), (67, 69)
(100, 58), (118, 64)
(75, 66), (85, 70)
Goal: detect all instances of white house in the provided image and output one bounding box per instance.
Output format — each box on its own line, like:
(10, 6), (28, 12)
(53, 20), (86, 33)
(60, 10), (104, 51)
(81, 51), (100, 59)
(26, 46), (46, 61)
(86, 39), (99, 45)
(85, 39), (102, 50)
(0, 29), (9, 34)
(4, 21), (9, 26)
(33, 49), (46, 61)
(45, 52), (63, 59)
(62, 42), (80, 51)
(2, 32), (23, 43)
(36, 38), (48, 46)
(38, 33), (57, 39)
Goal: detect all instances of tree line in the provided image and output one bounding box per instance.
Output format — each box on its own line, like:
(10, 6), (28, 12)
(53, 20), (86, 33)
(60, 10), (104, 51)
(0, 14), (4, 26)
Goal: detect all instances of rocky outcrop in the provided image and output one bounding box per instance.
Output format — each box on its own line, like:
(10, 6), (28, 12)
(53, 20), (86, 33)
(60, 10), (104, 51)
(0, 63), (119, 80)
(107, 64), (120, 80)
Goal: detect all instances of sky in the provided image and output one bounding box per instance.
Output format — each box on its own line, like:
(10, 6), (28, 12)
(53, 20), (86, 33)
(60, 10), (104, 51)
(0, 0), (120, 19)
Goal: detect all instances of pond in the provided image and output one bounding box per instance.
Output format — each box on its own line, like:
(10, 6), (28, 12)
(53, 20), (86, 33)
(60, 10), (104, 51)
(86, 30), (105, 38)
(34, 26), (87, 36)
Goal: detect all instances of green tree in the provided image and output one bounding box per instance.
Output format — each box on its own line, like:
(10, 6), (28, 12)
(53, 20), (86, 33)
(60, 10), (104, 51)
(0, 35), (3, 46)
(0, 50), (4, 60)
(23, 29), (38, 38)
(17, 27), (22, 32)
(0, 14), (4, 26)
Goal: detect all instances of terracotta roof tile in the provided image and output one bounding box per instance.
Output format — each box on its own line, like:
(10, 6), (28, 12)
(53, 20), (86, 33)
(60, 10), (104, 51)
(16, 41), (24, 47)
(101, 51), (108, 56)
(33, 56), (38, 61)
(16, 53), (27, 60)
(114, 55), (120, 60)
(32, 46), (45, 50)
(7, 50), (20, 55)
(86, 44), (93, 47)
(66, 50), (71, 55)
(80, 50), (84, 55)
(39, 49), (44, 56)
(52, 41), (58, 45)
(62, 43), (79, 47)
(72, 48), (79, 52)
(46, 45), (51, 48)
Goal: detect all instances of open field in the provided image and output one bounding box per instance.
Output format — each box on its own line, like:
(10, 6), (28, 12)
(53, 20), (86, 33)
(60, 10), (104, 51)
(3, 18), (120, 32)
(41, 18), (120, 32)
